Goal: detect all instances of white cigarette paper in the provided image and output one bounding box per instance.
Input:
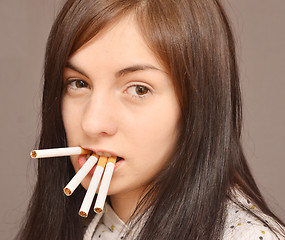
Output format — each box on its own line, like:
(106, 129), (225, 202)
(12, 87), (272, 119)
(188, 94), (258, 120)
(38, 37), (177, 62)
(94, 156), (117, 213)
(30, 147), (92, 158)
(79, 156), (108, 217)
(64, 153), (98, 196)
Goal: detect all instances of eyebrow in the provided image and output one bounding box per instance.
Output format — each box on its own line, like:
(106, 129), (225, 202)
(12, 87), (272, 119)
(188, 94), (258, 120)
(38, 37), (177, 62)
(65, 62), (161, 79)
(115, 64), (160, 78)
(65, 62), (89, 78)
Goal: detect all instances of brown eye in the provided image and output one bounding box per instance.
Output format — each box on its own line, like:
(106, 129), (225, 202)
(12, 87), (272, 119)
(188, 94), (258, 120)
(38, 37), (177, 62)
(125, 84), (151, 100)
(75, 80), (88, 88)
(135, 86), (149, 95)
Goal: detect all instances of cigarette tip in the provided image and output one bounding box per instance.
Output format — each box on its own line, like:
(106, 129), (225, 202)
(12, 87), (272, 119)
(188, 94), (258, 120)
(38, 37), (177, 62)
(94, 207), (103, 214)
(30, 150), (37, 158)
(63, 188), (72, 196)
(79, 211), (88, 218)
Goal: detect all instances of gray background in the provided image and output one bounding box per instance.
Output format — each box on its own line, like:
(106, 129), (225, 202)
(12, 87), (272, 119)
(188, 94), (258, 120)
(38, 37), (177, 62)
(0, 0), (284, 239)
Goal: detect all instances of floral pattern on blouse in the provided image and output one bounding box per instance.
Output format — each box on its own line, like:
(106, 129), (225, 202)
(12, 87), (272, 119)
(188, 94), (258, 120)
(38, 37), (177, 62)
(223, 192), (284, 239)
(84, 192), (285, 240)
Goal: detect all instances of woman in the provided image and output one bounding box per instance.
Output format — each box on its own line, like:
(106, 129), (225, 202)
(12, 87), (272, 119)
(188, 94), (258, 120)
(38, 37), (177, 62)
(16, 0), (285, 239)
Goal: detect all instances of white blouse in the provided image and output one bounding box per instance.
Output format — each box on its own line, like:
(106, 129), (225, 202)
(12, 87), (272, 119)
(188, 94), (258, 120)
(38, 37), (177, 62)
(84, 194), (284, 240)
(84, 203), (127, 240)
(223, 198), (284, 239)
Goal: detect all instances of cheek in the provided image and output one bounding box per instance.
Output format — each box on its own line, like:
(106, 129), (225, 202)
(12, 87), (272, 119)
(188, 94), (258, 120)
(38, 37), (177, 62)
(126, 101), (180, 169)
(133, 99), (179, 145)
(61, 98), (82, 143)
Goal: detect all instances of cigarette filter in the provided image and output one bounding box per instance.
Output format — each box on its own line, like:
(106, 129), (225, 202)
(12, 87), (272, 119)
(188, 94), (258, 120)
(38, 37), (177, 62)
(79, 156), (108, 217)
(64, 153), (98, 196)
(94, 156), (117, 213)
(30, 147), (92, 158)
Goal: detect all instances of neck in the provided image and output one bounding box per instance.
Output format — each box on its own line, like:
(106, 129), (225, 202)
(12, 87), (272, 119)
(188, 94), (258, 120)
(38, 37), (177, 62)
(109, 187), (146, 223)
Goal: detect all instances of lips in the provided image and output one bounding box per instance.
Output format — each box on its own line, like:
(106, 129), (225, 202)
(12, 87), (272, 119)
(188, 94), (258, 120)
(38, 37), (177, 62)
(78, 153), (124, 175)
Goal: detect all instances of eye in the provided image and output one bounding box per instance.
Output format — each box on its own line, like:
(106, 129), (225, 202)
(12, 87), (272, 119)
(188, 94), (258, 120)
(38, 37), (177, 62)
(135, 85), (149, 95)
(63, 79), (90, 96)
(75, 80), (88, 88)
(64, 79), (90, 91)
(126, 85), (151, 99)
(69, 79), (89, 89)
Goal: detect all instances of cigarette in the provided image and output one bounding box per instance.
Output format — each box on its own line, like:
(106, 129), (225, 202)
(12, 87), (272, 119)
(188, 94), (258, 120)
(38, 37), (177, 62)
(94, 156), (117, 213)
(30, 147), (92, 158)
(64, 153), (98, 196)
(79, 156), (108, 217)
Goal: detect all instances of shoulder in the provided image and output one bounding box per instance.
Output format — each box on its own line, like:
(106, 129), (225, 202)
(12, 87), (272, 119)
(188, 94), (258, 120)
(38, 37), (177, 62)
(223, 202), (280, 240)
(223, 191), (285, 240)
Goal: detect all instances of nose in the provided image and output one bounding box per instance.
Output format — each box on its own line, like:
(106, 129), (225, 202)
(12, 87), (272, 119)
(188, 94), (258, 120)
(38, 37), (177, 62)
(81, 92), (118, 137)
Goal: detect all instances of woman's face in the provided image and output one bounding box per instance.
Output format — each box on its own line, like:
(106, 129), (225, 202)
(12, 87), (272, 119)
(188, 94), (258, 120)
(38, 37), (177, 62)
(62, 15), (180, 199)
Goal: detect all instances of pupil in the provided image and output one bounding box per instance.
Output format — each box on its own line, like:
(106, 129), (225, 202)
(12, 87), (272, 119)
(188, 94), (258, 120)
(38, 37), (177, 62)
(76, 80), (85, 88)
(136, 86), (147, 95)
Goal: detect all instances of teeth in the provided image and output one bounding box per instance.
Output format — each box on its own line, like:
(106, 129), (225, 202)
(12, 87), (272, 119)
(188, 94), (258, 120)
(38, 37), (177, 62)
(85, 151), (119, 158)
(95, 152), (112, 157)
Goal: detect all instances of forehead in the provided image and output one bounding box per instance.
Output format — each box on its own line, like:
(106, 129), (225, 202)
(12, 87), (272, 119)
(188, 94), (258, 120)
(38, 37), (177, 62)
(68, 14), (165, 73)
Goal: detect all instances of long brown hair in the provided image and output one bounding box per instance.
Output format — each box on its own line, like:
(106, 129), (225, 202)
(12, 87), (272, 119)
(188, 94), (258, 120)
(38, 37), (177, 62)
(16, 0), (284, 239)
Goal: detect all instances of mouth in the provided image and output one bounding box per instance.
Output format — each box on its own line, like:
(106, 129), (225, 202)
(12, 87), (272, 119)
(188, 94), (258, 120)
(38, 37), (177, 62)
(79, 151), (124, 175)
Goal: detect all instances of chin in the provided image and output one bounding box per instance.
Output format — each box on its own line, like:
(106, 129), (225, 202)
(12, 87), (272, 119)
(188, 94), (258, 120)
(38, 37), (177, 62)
(80, 177), (92, 190)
